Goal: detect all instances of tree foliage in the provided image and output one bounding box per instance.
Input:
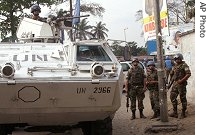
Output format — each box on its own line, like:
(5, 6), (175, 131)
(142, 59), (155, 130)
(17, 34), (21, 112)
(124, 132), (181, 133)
(74, 18), (93, 40)
(0, 0), (105, 41)
(135, 0), (195, 28)
(167, 0), (195, 25)
(127, 41), (147, 56)
(110, 41), (147, 57)
(91, 21), (108, 40)
(58, 0), (105, 17)
(0, 0), (56, 41)
(186, 0), (195, 19)
(110, 41), (125, 56)
(80, 2), (105, 17)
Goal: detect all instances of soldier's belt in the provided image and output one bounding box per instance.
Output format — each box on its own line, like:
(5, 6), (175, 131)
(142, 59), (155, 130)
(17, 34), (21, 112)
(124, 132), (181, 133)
(131, 85), (143, 89)
(131, 83), (143, 86)
(147, 86), (158, 89)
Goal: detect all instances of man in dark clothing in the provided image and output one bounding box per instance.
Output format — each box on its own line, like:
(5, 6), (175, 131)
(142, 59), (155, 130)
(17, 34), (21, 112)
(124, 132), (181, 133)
(146, 61), (160, 119)
(169, 53), (191, 119)
(125, 58), (147, 120)
(165, 55), (173, 82)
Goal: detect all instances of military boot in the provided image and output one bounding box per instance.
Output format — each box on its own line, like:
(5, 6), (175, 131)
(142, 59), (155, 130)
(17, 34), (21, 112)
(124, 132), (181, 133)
(180, 109), (186, 119)
(139, 109), (147, 119)
(169, 107), (178, 118)
(151, 109), (160, 119)
(151, 111), (158, 119)
(130, 110), (136, 120)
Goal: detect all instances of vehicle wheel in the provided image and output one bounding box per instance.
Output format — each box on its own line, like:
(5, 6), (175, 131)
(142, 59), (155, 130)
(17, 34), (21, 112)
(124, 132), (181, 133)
(80, 116), (112, 135)
(0, 124), (14, 135)
(0, 125), (8, 135)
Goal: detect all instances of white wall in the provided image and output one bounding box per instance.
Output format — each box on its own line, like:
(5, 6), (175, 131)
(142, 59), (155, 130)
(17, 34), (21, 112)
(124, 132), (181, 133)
(180, 32), (195, 104)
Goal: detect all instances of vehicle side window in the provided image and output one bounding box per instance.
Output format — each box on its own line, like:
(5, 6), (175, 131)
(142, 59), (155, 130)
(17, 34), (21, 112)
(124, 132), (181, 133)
(121, 63), (130, 71)
(77, 45), (111, 61)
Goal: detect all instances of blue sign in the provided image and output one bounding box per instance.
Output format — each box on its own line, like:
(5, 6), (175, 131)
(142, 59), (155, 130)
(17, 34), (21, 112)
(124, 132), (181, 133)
(146, 40), (157, 55)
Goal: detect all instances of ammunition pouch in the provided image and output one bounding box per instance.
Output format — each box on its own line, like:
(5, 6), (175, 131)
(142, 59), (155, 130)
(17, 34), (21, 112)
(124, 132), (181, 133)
(147, 86), (158, 91)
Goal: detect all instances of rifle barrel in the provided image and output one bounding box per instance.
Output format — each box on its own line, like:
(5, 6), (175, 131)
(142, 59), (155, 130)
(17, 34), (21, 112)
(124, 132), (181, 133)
(57, 15), (90, 21)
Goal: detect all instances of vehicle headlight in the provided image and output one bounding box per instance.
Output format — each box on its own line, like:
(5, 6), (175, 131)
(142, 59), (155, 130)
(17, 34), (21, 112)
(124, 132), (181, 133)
(1, 62), (15, 78)
(91, 62), (104, 77)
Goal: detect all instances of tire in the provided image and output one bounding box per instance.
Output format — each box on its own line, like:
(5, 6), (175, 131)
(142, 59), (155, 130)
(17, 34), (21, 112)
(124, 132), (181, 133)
(0, 124), (14, 135)
(80, 116), (112, 135)
(0, 125), (8, 135)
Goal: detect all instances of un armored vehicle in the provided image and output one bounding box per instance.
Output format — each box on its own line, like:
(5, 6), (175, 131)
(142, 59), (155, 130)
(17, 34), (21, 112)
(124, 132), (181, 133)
(0, 17), (124, 135)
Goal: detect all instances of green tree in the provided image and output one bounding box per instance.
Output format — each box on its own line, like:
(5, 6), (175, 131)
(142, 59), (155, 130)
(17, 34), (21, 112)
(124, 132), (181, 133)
(74, 18), (93, 40)
(43, 1), (105, 41)
(167, 0), (195, 25)
(128, 41), (138, 56)
(60, 1), (105, 17)
(80, 2), (105, 17)
(91, 21), (108, 40)
(186, 0), (195, 20)
(0, 0), (105, 42)
(0, 0), (56, 41)
(137, 46), (147, 56)
(110, 41), (124, 56)
(127, 41), (146, 56)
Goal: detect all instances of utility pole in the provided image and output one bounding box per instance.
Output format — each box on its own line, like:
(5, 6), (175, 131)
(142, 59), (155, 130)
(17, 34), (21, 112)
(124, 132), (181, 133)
(154, 0), (168, 122)
(123, 28), (131, 61)
(69, 0), (73, 41)
(123, 28), (128, 46)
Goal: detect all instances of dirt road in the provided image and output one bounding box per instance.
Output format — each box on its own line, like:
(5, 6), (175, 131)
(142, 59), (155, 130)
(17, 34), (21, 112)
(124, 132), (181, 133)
(112, 91), (195, 135)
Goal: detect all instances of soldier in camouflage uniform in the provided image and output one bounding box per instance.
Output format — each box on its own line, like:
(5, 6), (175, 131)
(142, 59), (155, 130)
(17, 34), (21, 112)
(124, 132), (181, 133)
(125, 58), (147, 120)
(169, 53), (191, 119)
(146, 61), (160, 119)
(30, 4), (47, 22)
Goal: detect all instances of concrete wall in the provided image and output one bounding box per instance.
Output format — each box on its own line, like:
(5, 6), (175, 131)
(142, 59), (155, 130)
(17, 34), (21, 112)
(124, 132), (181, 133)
(180, 32), (195, 104)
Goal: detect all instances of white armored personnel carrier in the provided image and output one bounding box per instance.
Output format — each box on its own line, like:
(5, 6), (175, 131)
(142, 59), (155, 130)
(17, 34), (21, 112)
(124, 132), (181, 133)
(0, 17), (123, 135)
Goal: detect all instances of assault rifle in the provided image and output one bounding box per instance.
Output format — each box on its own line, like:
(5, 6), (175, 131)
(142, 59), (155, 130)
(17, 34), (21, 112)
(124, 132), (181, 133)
(126, 83), (130, 112)
(126, 94), (129, 112)
(167, 74), (175, 90)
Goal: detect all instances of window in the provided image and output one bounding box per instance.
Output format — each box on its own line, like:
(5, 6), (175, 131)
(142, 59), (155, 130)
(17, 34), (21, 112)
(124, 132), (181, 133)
(121, 63), (130, 72)
(77, 45), (111, 61)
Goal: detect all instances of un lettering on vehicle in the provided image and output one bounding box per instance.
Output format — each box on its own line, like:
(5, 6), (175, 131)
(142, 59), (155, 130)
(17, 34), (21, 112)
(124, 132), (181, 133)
(76, 87), (111, 94)
(13, 54), (48, 61)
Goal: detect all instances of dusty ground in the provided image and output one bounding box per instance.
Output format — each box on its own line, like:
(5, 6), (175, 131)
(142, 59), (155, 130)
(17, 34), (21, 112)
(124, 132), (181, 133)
(112, 91), (195, 135)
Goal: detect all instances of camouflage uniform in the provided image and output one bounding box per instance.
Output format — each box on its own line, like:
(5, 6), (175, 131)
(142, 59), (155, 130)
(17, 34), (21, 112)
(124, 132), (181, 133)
(126, 66), (146, 119)
(170, 61), (191, 118)
(146, 68), (160, 118)
(32, 16), (47, 22)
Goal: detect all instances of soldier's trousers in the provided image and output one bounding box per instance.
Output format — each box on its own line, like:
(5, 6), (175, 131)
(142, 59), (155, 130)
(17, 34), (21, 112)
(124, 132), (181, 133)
(129, 85), (145, 111)
(170, 84), (187, 110)
(149, 89), (160, 111)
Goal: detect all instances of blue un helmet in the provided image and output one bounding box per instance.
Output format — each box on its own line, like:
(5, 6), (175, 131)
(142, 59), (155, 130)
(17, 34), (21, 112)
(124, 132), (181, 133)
(174, 53), (183, 60)
(147, 61), (155, 67)
(31, 4), (41, 13)
(165, 55), (170, 60)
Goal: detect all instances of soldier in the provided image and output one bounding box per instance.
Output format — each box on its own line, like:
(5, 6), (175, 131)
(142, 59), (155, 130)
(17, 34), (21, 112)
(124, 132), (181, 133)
(143, 58), (148, 67)
(169, 53), (191, 119)
(165, 55), (173, 82)
(77, 48), (93, 61)
(146, 61), (160, 119)
(30, 4), (46, 22)
(125, 58), (147, 120)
